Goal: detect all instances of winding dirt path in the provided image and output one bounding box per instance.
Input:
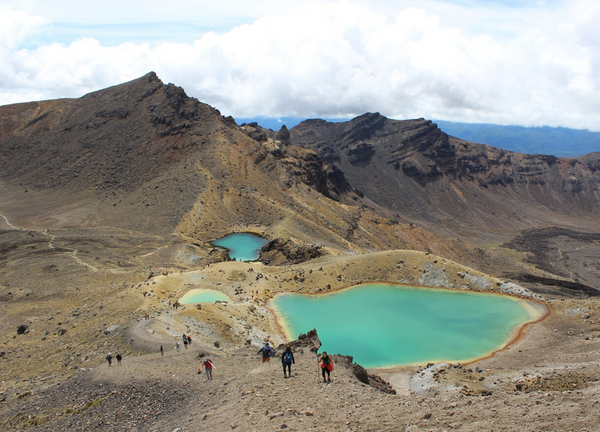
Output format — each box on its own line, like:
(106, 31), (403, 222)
(0, 211), (99, 271)
(0, 212), (19, 230)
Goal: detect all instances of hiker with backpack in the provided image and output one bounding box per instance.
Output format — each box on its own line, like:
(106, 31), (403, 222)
(258, 342), (276, 368)
(281, 345), (295, 378)
(320, 351), (334, 383)
(106, 352), (113, 367)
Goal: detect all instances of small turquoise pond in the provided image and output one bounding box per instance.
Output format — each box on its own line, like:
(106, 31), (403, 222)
(270, 283), (545, 368)
(179, 289), (231, 304)
(211, 233), (268, 262)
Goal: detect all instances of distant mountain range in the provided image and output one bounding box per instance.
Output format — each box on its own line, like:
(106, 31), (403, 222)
(237, 117), (600, 158)
(434, 121), (600, 157)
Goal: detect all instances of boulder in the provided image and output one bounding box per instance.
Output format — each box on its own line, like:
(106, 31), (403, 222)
(103, 325), (120, 335)
(259, 238), (323, 265)
(351, 363), (370, 384)
(16, 324), (29, 334)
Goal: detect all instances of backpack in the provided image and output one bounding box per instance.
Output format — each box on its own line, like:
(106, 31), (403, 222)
(260, 346), (273, 358)
(284, 351), (293, 363)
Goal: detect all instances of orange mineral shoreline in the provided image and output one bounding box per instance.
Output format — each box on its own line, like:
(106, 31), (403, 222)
(267, 282), (552, 371)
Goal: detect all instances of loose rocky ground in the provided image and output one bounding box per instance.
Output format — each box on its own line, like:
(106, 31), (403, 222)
(2, 306), (600, 432)
(3, 247), (600, 431)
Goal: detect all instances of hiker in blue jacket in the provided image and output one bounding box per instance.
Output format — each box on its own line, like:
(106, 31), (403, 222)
(258, 342), (276, 368)
(281, 345), (295, 378)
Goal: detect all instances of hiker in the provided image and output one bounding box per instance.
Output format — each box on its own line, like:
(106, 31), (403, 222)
(160, 345), (164, 356)
(320, 352), (334, 383)
(188, 335), (192, 345)
(175, 342), (180, 351)
(106, 353), (113, 367)
(281, 345), (295, 378)
(116, 353), (122, 366)
(258, 342), (276, 367)
(183, 338), (188, 349)
(202, 359), (215, 380)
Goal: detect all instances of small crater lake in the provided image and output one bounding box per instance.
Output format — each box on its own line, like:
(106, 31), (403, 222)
(179, 289), (230, 304)
(270, 283), (546, 368)
(211, 233), (268, 262)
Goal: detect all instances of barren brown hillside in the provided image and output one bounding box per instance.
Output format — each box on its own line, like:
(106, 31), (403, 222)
(1, 73), (600, 432)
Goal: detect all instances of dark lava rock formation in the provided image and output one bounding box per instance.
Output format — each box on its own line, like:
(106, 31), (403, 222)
(259, 238), (324, 266)
(290, 113), (600, 233)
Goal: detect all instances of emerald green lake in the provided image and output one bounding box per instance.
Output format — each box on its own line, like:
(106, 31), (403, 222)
(270, 283), (545, 368)
(211, 233), (268, 262)
(179, 289), (230, 304)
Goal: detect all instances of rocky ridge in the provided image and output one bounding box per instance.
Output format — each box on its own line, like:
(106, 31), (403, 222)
(1, 73), (600, 431)
(289, 113), (600, 291)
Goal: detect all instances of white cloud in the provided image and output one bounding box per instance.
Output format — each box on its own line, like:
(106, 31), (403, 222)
(1, 0), (599, 131)
(0, 8), (48, 49)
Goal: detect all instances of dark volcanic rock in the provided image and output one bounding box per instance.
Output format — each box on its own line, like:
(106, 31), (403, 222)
(276, 125), (291, 145)
(259, 238), (323, 265)
(16, 324), (29, 334)
(277, 329), (322, 353)
(350, 362), (370, 384)
(346, 143), (376, 166)
(240, 122), (360, 201)
(332, 354), (397, 394)
(206, 248), (233, 264)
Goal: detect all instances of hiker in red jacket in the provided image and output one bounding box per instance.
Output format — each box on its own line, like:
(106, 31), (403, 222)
(202, 359), (215, 380)
(320, 352), (334, 383)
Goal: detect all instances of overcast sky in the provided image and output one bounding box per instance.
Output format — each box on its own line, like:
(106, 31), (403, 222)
(1, 0), (599, 130)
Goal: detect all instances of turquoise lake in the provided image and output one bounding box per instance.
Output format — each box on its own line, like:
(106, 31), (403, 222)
(179, 289), (230, 304)
(270, 283), (545, 368)
(211, 233), (268, 262)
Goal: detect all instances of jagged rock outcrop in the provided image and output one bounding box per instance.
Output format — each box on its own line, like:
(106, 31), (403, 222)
(205, 248), (233, 264)
(332, 354), (397, 394)
(241, 121), (361, 201)
(276, 124), (291, 145)
(259, 238), (323, 265)
(277, 329), (321, 352)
